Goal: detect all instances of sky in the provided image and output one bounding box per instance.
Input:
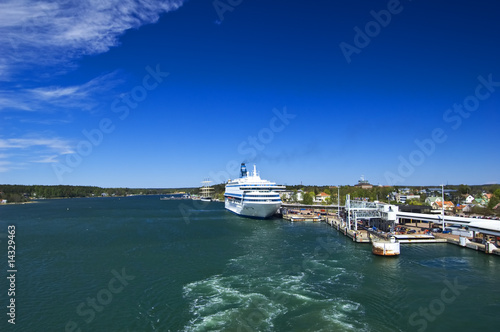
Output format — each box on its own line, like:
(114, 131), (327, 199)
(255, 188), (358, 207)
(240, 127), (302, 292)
(0, 0), (499, 188)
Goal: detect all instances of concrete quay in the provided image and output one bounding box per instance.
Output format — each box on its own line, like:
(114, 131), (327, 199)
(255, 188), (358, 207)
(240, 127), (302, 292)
(434, 233), (500, 256)
(279, 202), (500, 256)
(324, 217), (370, 243)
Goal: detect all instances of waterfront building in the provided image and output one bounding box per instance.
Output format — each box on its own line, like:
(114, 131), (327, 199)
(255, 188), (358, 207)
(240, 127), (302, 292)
(314, 192), (331, 203)
(279, 191), (294, 202)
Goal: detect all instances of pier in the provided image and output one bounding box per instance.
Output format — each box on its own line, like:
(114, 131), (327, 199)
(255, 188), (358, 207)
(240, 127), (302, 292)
(325, 216), (370, 243)
(280, 195), (500, 256)
(281, 203), (336, 222)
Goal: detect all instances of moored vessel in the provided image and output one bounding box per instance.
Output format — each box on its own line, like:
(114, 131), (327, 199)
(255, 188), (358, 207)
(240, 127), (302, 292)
(224, 163), (285, 218)
(370, 235), (400, 256)
(200, 179), (214, 202)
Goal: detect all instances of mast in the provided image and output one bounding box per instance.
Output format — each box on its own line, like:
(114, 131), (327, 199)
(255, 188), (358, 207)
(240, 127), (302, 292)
(200, 179), (214, 198)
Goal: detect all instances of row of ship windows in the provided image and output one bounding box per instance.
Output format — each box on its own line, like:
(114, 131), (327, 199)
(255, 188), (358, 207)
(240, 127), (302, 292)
(226, 197), (280, 202)
(227, 184), (275, 186)
(225, 194), (278, 198)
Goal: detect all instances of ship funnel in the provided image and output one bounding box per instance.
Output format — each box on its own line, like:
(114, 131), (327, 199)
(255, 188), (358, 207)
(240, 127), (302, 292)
(240, 163), (248, 177)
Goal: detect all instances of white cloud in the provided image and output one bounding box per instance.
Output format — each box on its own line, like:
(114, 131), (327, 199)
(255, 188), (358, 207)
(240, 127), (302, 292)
(33, 155), (60, 163)
(29, 86), (80, 100)
(0, 70), (124, 112)
(0, 0), (186, 175)
(0, 138), (74, 154)
(0, 160), (12, 173)
(0, 97), (33, 111)
(0, 137), (75, 172)
(0, 0), (185, 80)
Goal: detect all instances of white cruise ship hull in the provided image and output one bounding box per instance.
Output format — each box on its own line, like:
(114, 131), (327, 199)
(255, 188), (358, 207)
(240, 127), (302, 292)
(225, 199), (281, 219)
(224, 163), (284, 219)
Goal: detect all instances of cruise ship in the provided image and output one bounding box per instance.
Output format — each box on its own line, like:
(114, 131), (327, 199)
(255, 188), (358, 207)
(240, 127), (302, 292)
(224, 163), (285, 218)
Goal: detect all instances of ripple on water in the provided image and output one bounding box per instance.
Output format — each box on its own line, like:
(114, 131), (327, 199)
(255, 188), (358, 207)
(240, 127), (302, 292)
(417, 256), (473, 272)
(181, 256), (371, 332)
(182, 274), (286, 331)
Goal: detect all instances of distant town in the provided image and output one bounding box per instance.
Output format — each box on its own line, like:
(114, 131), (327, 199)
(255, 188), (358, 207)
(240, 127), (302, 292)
(1, 176), (499, 218)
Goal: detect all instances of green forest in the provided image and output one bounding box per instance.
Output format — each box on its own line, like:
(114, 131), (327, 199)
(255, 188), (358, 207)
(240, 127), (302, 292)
(0, 185), (184, 203)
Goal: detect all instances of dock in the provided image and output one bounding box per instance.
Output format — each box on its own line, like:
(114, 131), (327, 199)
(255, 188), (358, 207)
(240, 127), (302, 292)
(280, 197), (500, 256)
(323, 216), (447, 244)
(282, 214), (321, 222)
(325, 216), (370, 243)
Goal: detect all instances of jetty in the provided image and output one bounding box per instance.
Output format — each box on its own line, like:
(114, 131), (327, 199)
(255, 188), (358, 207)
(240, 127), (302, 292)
(280, 195), (500, 256)
(325, 216), (370, 243)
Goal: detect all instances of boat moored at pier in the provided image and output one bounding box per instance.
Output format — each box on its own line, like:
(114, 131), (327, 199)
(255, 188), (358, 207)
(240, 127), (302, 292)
(200, 179), (214, 202)
(370, 235), (400, 256)
(224, 163), (285, 218)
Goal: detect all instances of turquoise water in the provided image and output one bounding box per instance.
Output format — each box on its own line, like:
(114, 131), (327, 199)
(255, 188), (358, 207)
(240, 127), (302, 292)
(0, 196), (499, 331)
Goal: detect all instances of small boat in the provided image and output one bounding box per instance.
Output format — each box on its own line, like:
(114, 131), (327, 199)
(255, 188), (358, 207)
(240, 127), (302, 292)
(370, 235), (400, 256)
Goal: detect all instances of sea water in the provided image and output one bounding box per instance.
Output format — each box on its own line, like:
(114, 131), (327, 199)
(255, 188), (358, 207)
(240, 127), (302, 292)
(0, 196), (499, 331)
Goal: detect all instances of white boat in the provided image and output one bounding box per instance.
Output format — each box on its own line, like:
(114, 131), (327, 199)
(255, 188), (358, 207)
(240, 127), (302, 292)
(224, 163), (285, 218)
(370, 235), (400, 256)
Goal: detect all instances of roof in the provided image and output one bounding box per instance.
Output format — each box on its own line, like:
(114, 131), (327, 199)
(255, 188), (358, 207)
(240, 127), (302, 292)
(316, 192), (330, 197)
(435, 201), (454, 207)
(468, 220), (500, 236)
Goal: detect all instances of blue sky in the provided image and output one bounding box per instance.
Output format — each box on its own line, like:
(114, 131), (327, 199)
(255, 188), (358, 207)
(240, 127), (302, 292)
(0, 0), (499, 188)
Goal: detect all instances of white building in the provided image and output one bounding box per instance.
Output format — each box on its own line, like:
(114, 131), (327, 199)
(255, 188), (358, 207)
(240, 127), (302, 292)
(314, 192), (331, 203)
(280, 191), (294, 201)
(396, 194), (420, 204)
(425, 196), (442, 205)
(464, 195), (475, 204)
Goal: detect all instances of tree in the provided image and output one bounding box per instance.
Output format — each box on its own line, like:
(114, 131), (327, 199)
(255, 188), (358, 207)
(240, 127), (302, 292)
(458, 184), (471, 195)
(302, 192), (314, 205)
(488, 196), (500, 210)
(494, 188), (500, 199)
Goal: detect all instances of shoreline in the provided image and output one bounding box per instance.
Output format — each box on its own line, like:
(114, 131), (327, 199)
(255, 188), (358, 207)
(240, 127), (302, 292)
(0, 195), (149, 206)
(0, 201), (38, 206)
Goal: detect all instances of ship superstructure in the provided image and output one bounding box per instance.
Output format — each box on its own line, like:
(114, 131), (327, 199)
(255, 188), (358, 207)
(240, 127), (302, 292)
(224, 163), (284, 218)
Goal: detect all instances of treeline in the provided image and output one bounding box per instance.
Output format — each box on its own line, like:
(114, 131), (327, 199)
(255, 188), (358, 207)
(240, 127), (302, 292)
(285, 184), (396, 204)
(454, 184), (500, 196)
(0, 185), (193, 202)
